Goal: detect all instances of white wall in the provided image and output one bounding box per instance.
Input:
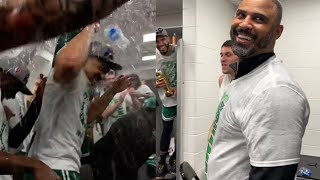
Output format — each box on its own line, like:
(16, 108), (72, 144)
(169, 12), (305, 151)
(181, 0), (236, 178)
(275, 0), (320, 157)
(156, 13), (182, 28)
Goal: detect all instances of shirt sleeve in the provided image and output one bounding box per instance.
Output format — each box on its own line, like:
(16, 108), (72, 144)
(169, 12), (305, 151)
(241, 86), (309, 167)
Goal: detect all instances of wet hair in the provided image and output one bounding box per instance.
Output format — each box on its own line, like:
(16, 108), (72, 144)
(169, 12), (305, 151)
(221, 40), (232, 48)
(129, 74), (141, 90)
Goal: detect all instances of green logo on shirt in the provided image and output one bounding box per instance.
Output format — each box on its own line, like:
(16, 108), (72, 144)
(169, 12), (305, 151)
(110, 98), (126, 119)
(0, 122), (8, 152)
(205, 93), (229, 179)
(162, 61), (177, 88)
(80, 91), (90, 128)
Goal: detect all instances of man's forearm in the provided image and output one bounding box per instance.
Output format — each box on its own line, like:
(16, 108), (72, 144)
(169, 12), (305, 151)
(9, 99), (41, 148)
(0, 152), (42, 174)
(0, 0), (129, 51)
(88, 89), (116, 123)
(101, 101), (123, 118)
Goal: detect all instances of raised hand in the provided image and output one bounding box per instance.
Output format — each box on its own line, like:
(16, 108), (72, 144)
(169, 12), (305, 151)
(110, 75), (131, 94)
(34, 77), (47, 102)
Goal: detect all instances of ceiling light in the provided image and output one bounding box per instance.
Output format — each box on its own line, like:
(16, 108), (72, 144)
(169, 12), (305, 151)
(143, 33), (156, 42)
(142, 55), (156, 61)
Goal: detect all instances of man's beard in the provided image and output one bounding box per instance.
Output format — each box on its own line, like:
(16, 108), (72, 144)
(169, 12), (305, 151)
(159, 43), (170, 55)
(230, 26), (274, 59)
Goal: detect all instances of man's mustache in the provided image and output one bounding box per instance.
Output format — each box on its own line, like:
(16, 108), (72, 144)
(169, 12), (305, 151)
(234, 27), (257, 40)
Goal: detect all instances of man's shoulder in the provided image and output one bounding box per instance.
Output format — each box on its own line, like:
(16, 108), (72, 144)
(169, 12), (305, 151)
(232, 60), (307, 104)
(265, 59), (303, 91)
(138, 84), (151, 92)
(218, 74), (225, 87)
(246, 57), (300, 92)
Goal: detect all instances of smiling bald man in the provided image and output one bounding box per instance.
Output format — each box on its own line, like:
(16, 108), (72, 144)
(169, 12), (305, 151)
(205, 1), (310, 180)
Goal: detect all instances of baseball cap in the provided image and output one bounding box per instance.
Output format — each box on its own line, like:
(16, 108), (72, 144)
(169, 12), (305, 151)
(7, 66), (32, 95)
(88, 41), (122, 72)
(156, 28), (168, 37)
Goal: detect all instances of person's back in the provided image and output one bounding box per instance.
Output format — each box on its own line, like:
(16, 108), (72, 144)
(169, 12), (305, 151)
(92, 105), (156, 180)
(207, 55), (309, 180)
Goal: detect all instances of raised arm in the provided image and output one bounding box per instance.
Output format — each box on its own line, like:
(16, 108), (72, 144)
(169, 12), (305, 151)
(0, 0), (129, 51)
(53, 24), (95, 84)
(87, 75), (130, 124)
(101, 90), (128, 119)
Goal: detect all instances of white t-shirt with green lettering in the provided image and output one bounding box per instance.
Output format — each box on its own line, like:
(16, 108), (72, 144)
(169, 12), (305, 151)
(29, 70), (90, 172)
(206, 56), (310, 180)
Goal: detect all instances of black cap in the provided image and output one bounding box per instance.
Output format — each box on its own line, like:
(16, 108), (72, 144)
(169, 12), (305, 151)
(88, 41), (122, 72)
(156, 28), (168, 37)
(7, 66), (32, 95)
(17, 81), (33, 96)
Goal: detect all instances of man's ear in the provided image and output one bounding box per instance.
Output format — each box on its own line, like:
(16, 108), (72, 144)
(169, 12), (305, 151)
(275, 25), (284, 40)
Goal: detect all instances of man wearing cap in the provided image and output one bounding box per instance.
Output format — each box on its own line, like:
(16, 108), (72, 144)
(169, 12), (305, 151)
(0, 66), (60, 180)
(2, 66), (32, 153)
(155, 27), (177, 178)
(28, 23), (130, 180)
